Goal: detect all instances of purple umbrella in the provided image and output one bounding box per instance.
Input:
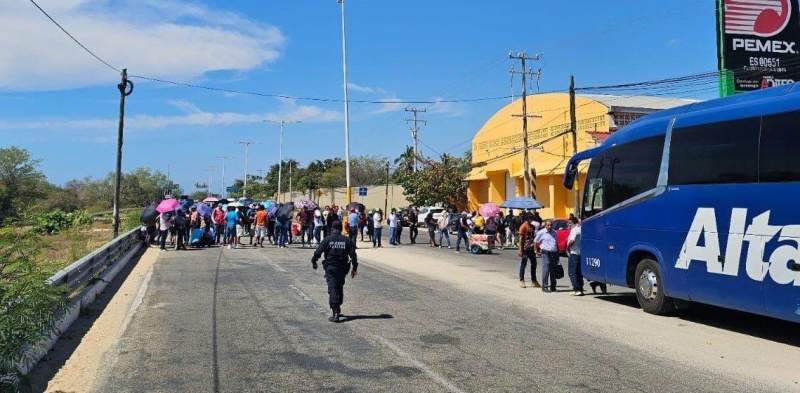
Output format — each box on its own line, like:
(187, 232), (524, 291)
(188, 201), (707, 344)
(156, 198), (180, 213)
(196, 203), (212, 216)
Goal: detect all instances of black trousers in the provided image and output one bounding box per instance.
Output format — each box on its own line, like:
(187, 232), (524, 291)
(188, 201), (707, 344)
(409, 225), (418, 243)
(324, 264), (350, 311)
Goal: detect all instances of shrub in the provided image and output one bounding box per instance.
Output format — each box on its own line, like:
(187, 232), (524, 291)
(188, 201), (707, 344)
(30, 210), (92, 235)
(0, 229), (67, 390)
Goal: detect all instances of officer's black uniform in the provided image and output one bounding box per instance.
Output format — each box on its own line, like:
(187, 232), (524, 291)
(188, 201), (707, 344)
(311, 226), (358, 322)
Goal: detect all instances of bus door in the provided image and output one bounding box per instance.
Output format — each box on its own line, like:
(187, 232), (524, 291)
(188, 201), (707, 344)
(580, 176), (608, 283)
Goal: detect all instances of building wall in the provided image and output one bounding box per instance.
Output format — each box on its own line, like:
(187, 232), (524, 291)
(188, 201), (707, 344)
(275, 184), (411, 211)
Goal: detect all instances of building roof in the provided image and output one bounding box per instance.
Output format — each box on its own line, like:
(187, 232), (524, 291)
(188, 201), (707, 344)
(581, 94), (699, 113)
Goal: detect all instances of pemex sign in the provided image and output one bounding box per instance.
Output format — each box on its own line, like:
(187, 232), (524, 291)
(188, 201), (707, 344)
(717, 0), (800, 96)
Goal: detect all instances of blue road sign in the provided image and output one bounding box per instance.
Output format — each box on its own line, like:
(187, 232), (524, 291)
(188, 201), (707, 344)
(358, 186), (368, 196)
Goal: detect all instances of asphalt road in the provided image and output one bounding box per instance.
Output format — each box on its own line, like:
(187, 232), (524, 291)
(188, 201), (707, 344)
(86, 236), (759, 393)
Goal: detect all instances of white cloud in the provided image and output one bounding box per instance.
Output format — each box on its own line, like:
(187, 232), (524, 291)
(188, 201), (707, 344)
(427, 98), (463, 117)
(168, 99), (202, 114)
(0, 1), (285, 90)
(371, 95), (405, 114)
(347, 82), (387, 95)
(0, 100), (340, 132)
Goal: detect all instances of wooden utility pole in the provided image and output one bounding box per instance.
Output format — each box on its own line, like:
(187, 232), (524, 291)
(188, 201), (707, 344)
(384, 161), (390, 214)
(405, 107), (427, 171)
(569, 76), (580, 214)
(509, 52), (541, 198)
(113, 68), (133, 238)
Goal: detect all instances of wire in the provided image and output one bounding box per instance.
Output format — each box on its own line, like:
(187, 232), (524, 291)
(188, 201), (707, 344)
(28, 0), (121, 73)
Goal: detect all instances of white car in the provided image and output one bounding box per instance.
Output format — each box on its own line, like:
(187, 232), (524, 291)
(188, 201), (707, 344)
(416, 207), (445, 227)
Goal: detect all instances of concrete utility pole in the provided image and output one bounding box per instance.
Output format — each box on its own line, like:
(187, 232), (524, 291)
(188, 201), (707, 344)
(569, 75), (580, 214)
(266, 120), (301, 202)
(239, 141), (256, 198)
(384, 161), (390, 215)
(337, 0), (353, 204)
(216, 156), (232, 198)
(509, 52), (542, 199)
(289, 164), (293, 202)
(113, 68), (133, 238)
(405, 107), (427, 172)
(207, 166), (215, 197)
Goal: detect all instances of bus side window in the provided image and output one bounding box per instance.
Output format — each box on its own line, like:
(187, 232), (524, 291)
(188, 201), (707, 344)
(760, 110), (800, 182)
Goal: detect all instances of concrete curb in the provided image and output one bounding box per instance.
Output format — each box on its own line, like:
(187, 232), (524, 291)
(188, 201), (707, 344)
(17, 242), (144, 375)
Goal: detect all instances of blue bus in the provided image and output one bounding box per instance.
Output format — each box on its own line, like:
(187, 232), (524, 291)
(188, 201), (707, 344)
(563, 85), (800, 323)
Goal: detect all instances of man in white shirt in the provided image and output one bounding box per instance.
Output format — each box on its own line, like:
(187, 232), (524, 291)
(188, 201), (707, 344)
(567, 218), (584, 296)
(372, 210), (383, 248)
(534, 220), (560, 293)
(388, 209), (398, 245)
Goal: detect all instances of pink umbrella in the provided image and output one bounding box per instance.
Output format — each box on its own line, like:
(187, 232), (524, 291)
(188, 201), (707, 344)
(479, 203), (501, 218)
(203, 196), (219, 203)
(156, 198), (180, 213)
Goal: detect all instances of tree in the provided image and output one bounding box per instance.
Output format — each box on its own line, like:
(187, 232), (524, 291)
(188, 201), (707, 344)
(0, 147), (47, 221)
(351, 155), (389, 186)
(394, 151), (469, 208)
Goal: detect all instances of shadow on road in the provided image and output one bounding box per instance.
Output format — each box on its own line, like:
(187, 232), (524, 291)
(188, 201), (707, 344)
(338, 314), (394, 323)
(595, 292), (800, 347)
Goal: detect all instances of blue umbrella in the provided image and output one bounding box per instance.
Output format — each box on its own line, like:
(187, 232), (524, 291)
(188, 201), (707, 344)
(195, 203), (212, 216)
(500, 196), (544, 210)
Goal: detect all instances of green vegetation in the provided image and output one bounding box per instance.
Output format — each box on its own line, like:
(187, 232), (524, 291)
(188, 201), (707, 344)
(393, 146), (471, 208)
(0, 146), (171, 389)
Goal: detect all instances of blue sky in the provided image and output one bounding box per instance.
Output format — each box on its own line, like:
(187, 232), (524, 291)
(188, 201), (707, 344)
(0, 0), (717, 192)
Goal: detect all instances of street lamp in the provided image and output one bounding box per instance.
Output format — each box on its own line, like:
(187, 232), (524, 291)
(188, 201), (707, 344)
(238, 141), (256, 198)
(265, 120), (301, 202)
(216, 156), (232, 198)
(337, 0), (353, 204)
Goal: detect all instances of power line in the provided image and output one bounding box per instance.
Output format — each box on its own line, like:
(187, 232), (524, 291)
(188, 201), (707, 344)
(28, 0), (120, 73)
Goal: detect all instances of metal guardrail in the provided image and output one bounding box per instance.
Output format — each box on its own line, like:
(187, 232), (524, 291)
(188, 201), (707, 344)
(47, 228), (141, 293)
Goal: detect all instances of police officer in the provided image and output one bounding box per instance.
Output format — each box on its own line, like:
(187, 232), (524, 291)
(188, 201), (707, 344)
(311, 220), (358, 322)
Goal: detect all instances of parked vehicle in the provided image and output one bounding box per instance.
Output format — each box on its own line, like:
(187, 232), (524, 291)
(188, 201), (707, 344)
(416, 207), (445, 227)
(563, 84), (800, 323)
(551, 219), (571, 255)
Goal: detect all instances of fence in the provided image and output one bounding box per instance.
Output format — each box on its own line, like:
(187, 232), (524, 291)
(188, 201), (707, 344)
(18, 228), (144, 375)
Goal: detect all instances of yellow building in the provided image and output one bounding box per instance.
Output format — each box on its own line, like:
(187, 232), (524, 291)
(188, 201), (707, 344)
(466, 93), (695, 218)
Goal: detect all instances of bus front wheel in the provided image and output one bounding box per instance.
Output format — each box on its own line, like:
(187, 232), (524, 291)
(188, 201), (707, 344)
(634, 259), (675, 315)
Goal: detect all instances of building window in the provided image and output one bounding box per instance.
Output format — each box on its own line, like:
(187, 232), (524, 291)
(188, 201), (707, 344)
(614, 112), (647, 128)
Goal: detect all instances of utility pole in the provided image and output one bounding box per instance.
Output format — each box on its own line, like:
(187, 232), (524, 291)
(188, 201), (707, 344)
(216, 156), (232, 198)
(337, 0), (353, 205)
(112, 68), (133, 238)
(405, 107), (427, 172)
(384, 161), (390, 215)
(239, 141), (255, 198)
(289, 164), (293, 202)
(509, 52), (541, 199)
(569, 75), (580, 214)
(266, 120), (301, 202)
(206, 166), (215, 197)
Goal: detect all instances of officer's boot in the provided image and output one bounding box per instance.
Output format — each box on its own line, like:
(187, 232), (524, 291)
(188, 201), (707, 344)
(328, 307), (341, 323)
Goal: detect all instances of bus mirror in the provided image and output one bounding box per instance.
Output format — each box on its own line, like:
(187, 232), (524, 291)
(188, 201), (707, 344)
(563, 163), (577, 190)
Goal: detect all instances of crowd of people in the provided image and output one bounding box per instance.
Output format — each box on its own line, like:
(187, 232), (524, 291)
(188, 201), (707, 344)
(144, 196), (599, 298)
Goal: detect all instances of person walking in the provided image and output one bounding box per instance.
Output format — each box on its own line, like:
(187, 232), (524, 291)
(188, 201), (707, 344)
(395, 211), (404, 244)
(505, 209), (516, 247)
(407, 207), (418, 244)
(535, 220), (560, 293)
(455, 212), (470, 253)
(372, 209), (383, 248)
(359, 210), (367, 241)
(174, 209), (188, 250)
(496, 211), (506, 246)
(212, 205), (226, 245)
(324, 207), (335, 239)
(254, 205), (268, 248)
(313, 208), (324, 245)
(388, 209), (398, 246)
(424, 210), (437, 247)
(224, 206), (238, 249)
(438, 210), (451, 248)
(311, 220), (358, 323)
(366, 210), (374, 243)
(567, 217), (584, 296)
(158, 211), (173, 250)
(348, 208), (359, 246)
(517, 217), (540, 288)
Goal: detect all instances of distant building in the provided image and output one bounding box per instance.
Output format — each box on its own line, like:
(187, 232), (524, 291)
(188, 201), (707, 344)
(466, 93), (696, 218)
